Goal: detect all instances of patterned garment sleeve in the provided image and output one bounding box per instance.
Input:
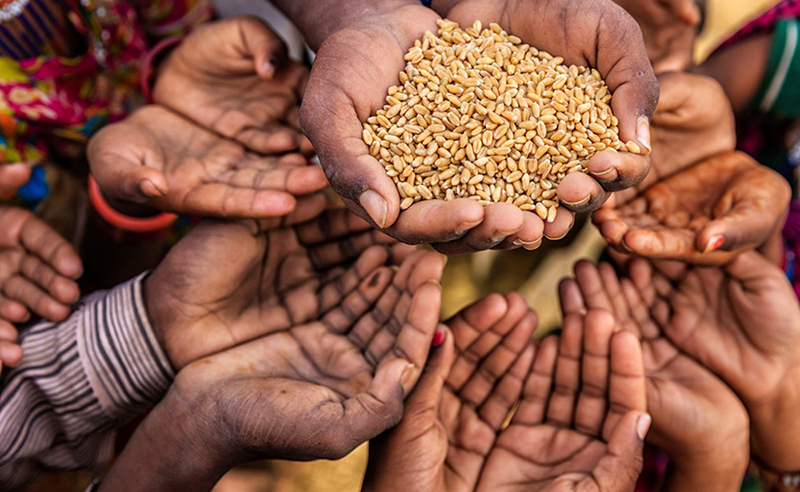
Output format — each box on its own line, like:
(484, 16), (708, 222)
(129, 0), (213, 39)
(0, 273), (175, 490)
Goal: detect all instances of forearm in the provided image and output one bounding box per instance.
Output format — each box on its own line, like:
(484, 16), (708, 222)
(663, 458), (749, 492)
(270, 0), (419, 50)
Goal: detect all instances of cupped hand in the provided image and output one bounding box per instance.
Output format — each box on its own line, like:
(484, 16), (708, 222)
(440, 0), (659, 216)
(302, 4), (551, 254)
(612, 0), (701, 72)
(623, 253), (800, 470)
(364, 293), (537, 492)
(477, 309), (649, 492)
(143, 202), (425, 370)
(0, 206), (82, 368)
(153, 16), (313, 155)
(562, 261), (750, 485)
(88, 106), (328, 218)
(593, 151), (791, 264)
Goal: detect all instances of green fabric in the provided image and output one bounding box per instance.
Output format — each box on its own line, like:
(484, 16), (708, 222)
(740, 472), (762, 492)
(750, 19), (800, 119)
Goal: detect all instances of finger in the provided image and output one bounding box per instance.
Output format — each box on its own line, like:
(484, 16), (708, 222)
(19, 255), (80, 304)
(546, 313), (583, 427)
(586, 149), (651, 192)
(514, 335), (558, 425)
(317, 246), (391, 315)
(543, 206), (575, 241)
(0, 320), (19, 342)
(621, 228), (698, 259)
(557, 172), (609, 213)
(597, 262), (632, 323)
(0, 340), (23, 367)
(254, 193), (328, 230)
(233, 124), (310, 155)
(227, 163), (328, 196)
(575, 310), (615, 437)
(0, 298), (30, 324)
(456, 203), (524, 251)
(238, 16), (290, 79)
(322, 265), (395, 333)
(405, 326), (456, 414)
(558, 278), (586, 317)
(574, 260), (615, 312)
(307, 229), (396, 271)
(177, 185), (300, 218)
(499, 212), (545, 250)
(16, 213), (82, 278)
(295, 207), (374, 245)
(586, 411), (649, 492)
(394, 199), (485, 247)
(0, 163), (31, 194)
(393, 279), (443, 395)
(3, 277), (71, 322)
(602, 330), (647, 441)
(479, 340), (536, 430)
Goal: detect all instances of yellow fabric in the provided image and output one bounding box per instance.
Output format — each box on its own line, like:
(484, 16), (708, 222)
(695, 0), (780, 62)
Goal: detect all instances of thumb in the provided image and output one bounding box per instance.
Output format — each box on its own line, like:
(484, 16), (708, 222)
(0, 163), (32, 195)
(237, 16), (289, 80)
(589, 411), (649, 492)
(724, 250), (784, 284)
(406, 326), (455, 410)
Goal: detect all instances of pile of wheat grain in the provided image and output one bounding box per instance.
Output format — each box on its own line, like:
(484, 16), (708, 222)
(362, 19), (639, 222)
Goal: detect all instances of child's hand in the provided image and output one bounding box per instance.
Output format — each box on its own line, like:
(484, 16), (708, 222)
(0, 163), (32, 195)
(88, 106), (328, 218)
(563, 261), (750, 490)
(617, 253), (800, 471)
(475, 310), (648, 492)
(0, 207), (81, 368)
(363, 293), (537, 492)
(593, 152), (790, 264)
(153, 16), (313, 155)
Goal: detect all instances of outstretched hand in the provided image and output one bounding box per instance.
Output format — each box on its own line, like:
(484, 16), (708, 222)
(88, 106), (328, 218)
(0, 207), (82, 369)
(153, 16), (313, 155)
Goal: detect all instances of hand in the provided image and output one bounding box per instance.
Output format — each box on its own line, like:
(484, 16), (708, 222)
(436, 0), (659, 217)
(302, 3), (553, 254)
(0, 207), (82, 369)
(612, 0), (701, 72)
(143, 201), (424, 370)
(562, 261), (750, 489)
(153, 16), (313, 155)
(593, 151), (791, 264)
(100, 249), (446, 492)
(88, 106), (328, 218)
(619, 253), (800, 470)
(0, 163), (31, 194)
(364, 293), (538, 492)
(477, 310), (649, 492)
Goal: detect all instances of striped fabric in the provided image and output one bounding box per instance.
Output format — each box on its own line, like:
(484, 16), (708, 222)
(0, 273), (175, 490)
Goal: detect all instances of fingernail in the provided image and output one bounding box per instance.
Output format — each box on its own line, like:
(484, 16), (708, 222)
(400, 363), (416, 390)
(431, 327), (447, 347)
(140, 179), (165, 198)
(636, 413), (652, 440)
(359, 190), (388, 229)
(523, 238), (543, 251)
(455, 219), (482, 235)
(560, 195), (591, 208)
(263, 58), (277, 79)
(591, 167), (618, 181)
(703, 235), (725, 254)
(636, 116), (652, 154)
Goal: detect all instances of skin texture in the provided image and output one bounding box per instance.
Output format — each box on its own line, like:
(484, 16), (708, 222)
(0, 207), (82, 370)
(0, 163), (31, 195)
(99, 244), (446, 492)
(612, 0), (701, 72)
(153, 16), (314, 156)
(561, 261), (750, 491)
(364, 292), (538, 492)
(88, 106), (328, 218)
(593, 151), (791, 265)
(143, 201), (431, 370)
(300, 0), (658, 254)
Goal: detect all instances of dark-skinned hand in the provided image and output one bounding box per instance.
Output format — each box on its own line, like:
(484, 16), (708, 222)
(302, 0), (658, 254)
(611, 253), (800, 471)
(88, 106), (328, 218)
(99, 247), (446, 492)
(0, 206), (82, 370)
(363, 292), (538, 492)
(153, 16), (314, 155)
(593, 151), (790, 265)
(477, 309), (649, 492)
(560, 261), (750, 490)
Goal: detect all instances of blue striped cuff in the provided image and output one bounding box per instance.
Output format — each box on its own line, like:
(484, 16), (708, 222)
(78, 273), (175, 420)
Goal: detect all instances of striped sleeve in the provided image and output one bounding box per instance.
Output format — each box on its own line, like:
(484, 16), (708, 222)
(0, 273), (175, 490)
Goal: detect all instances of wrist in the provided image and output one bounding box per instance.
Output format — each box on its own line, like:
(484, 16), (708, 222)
(746, 366), (800, 470)
(666, 450), (750, 492)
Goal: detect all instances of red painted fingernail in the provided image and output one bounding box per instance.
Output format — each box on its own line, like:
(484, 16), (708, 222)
(431, 329), (446, 347)
(703, 235), (725, 254)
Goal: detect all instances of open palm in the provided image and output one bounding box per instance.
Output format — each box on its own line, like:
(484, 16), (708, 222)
(88, 106), (328, 218)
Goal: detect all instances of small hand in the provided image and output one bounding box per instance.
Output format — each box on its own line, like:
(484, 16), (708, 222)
(144, 203), (421, 370)
(612, 0), (701, 72)
(477, 310), (649, 492)
(88, 106), (328, 218)
(153, 16), (313, 155)
(364, 293), (538, 492)
(624, 253), (800, 470)
(302, 4), (548, 254)
(593, 151), (791, 264)
(0, 207), (82, 368)
(563, 261), (750, 488)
